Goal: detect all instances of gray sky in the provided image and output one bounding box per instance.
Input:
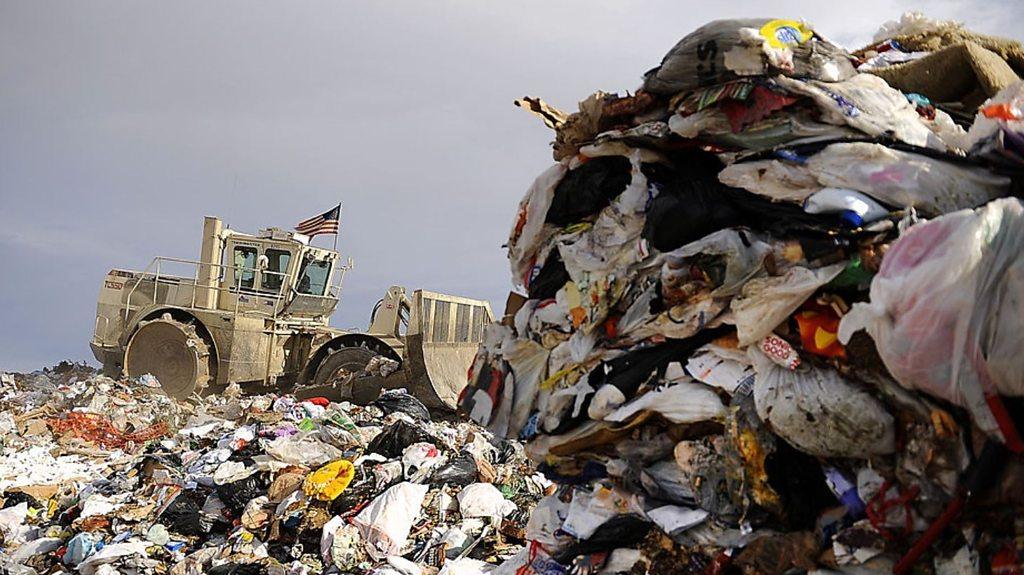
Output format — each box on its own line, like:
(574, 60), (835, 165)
(2, 0), (1022, 371)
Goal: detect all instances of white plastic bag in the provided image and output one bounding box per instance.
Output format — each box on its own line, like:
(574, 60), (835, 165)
(353, 482), (429, 560)
(508, 163), (567, 288)
(660, 228), (773, 298)
(525, 495), (569, 548)
(840, 198), (1024, 444)
(457, 482), (516, 523)
(500, 338), (550, 439)
(556, 151), (650, 279)
(773, 75), (945, 150)
(264, 432), (344, 467)
(720, 143), (1010, 216)
(731, 263), (845, 346)
(750, 349), (896, 458)
(603, 381), (726, 424)
(686, 349), (755, 394)
(438, 558), (494, 575)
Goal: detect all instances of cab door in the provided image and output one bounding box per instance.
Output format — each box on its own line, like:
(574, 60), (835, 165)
(221, 238), (281, 315)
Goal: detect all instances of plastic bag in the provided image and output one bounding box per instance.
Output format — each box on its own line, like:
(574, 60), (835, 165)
(303, 459), (355, 501)
(371, 389), (430, 421)
(642, 19), (855, 95)
(750, 349), (896, 458)
(773, 74), (945, 149)
(602, 380), (726, 424)
(438, 558), (493, 575)
(63, 532), (97, 566)
(686, 348), (755, 394)
(642, 175), (745, 253)
(721, 143), (1010, 216)
(546, 155), (632, 226)
(457, 482), (517, 522)
(660, 228), (773, 298)
(556, 151), (650, 278)
(508, 163), (567, 287)
(500, 338), (550, 440)
(965, 80), (1024, 162)
(353, 482), (429, 560)
(731, 263), (845, 346)
(839, 198), (1024, 445)
(366, 419), (439, 459)
(159, 489), (215, 536)
(215, 473), (265, 516)
(78, 542), (151, 575)
(525, 495), (570, 549)
(402, 442), (443, 481)
(264, 431), (345, 467)
(430, 451), (479, 486)
(553, 515), (652, 565)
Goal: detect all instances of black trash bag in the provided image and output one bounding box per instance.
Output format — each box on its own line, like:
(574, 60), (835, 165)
(366, 419), (439, 459)
(371, 389), (431, 421)
(2, 491), (37, 509)
(160, 489), (216, 536)
(216, 474), (266, 516)
(765, 438), (838, 529)
(328, 479), (378, 516)
(430, 451), (479, 486)
(527, 252), (570, 300)
(228, 441), (264, 463)
(494, 439), (519, 464)
(720, 187), (848, 237)
(546, 156), (632, 226)
(207, 563), (267, 575)
(642, 177), (747, 252)
(553, 514), (652, 565)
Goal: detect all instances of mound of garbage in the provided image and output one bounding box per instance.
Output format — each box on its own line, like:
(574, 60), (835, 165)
(463, 14), (1024, 575)
(0, 363), (547, 575)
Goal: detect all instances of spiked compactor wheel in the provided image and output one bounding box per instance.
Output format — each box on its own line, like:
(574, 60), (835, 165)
(125, 316), (212, 399)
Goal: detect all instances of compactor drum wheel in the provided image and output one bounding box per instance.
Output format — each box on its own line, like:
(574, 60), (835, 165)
(303, 346), (383, 403)
(125, 317), (212, 399)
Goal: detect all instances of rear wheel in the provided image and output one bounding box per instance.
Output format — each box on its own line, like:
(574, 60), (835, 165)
(124, 316), (213, 399)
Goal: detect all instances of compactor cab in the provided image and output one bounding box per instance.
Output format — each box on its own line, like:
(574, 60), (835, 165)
(90, 215), (493, 409)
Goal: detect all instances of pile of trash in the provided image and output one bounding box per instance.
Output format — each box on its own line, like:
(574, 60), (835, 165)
(463, 14), (1024, 575)
(0, 362), (548, 575)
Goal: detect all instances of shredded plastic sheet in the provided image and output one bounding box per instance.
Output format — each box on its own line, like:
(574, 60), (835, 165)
(47, 412), (169, 450)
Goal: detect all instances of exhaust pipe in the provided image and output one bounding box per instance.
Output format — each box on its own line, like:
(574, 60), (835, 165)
(195, 216), (223, 309)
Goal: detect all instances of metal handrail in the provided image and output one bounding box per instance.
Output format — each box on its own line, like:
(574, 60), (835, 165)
(121, 253), (349, 325)
(122, 256), (296, 322)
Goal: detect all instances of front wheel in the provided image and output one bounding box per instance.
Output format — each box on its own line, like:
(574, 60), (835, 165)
(305, 346), (383, 403)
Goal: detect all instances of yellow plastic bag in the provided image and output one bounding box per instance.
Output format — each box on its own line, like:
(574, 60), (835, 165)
(303, 460), (355, 501)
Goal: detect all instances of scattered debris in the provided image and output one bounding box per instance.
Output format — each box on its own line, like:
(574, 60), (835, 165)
(0, 365), (547, 574)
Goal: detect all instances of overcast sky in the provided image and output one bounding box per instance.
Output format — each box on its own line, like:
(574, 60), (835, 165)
(2, 1), (1022, 372)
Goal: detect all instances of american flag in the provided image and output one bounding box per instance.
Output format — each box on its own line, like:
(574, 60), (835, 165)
(295, 204), (341, 237)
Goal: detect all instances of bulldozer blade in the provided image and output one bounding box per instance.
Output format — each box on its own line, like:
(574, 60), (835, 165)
(402, 332), (477, 412)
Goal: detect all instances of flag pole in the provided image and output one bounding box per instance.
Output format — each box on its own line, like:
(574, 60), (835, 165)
(332, 203), (341, 252)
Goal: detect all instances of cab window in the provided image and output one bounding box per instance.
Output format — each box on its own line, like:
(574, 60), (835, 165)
(232, 246), (257, 290)
(297, 259), (331, 295)
(261, 248), (292, 293)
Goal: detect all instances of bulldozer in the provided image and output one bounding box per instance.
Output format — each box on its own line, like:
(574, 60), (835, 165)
(89, 216), (493, 410)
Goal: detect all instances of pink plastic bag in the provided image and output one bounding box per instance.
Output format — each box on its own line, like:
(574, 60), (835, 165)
(839, 198), (1024, 447)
